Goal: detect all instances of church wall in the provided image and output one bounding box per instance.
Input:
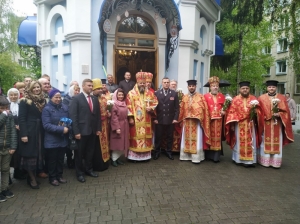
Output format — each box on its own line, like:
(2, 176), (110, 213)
(91, 0), (105, 79)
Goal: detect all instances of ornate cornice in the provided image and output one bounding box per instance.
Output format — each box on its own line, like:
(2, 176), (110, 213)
(39, 39), (54, 47)
(179, 39), (199, 49)
(65, 32), (91, 42)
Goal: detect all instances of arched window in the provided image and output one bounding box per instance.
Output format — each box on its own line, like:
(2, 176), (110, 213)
(116, 16), (156, 49)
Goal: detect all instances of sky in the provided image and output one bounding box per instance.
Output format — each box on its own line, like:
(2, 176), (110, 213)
(12, 0), (37, 16)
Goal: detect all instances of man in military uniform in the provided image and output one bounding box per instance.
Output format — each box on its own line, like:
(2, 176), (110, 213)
(153, 77), (179, 160)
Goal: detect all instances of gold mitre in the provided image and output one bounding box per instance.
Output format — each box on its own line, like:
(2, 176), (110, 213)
(145, 73), (153, 82)
(136, 72), (147, 83)
(208, 76), (220, 86)
(92, 78), (102, 90)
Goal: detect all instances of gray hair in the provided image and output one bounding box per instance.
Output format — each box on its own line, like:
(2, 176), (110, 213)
(170, 79), (177, 84)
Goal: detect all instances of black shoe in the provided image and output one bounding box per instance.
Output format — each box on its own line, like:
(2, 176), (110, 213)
(0, 194), (7, 203)
(153, 153), (160, 160)
(85, 171), (98, 177)
(116, 159), (124, 165)
(1, 190), (14, 199)
(166, 153), (174, 160)
(111, 160), (118, 167)
(50, 180), (59, 186)
(77, 175), (86, 183)
(57, 178), (67, 184)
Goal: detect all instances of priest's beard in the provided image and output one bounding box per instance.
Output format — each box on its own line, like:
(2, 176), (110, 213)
(241, 92), (250, 98)
(138, 86), (145, 94)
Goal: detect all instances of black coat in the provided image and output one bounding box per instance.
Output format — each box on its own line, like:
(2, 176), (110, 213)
(154, 89), (179, 125)
(118, 80), (135, 94)
(69, 93), (101, 136)
(18, 99), (45, 157)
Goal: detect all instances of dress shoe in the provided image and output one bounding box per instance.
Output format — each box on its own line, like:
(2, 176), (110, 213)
(38, 172), (48, 178)
(85, 171), (98, 177)
(57, 178), (67, 184)
(153, 153), (160, 160)
(116, 159), (124, 165)
(77, 176), (86, 183)
(111, 160), (118, 167)
(50, 180), (59, 186)
(166, 153), (174, 160)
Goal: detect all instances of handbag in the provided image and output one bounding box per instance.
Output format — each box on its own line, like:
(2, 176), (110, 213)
(68, 132), (78, 150)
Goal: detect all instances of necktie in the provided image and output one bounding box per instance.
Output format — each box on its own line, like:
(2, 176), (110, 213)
(164, 90), (168, 96)
(87, 95), (93, 112)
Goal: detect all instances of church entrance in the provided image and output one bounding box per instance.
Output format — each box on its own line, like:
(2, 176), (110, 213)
(114, 15), (158, 88)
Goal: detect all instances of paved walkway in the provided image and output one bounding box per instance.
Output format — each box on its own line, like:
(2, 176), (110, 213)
(1, 137), (299, 224)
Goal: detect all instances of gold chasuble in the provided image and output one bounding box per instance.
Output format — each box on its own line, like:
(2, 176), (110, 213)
(225, 95), (259, 160)
(98, 95), (110, 162)
(204, 93), (225, 150)
(258, 94), (294, 154)
(178, 93), (211, 154)
(126, 85), (158, 152)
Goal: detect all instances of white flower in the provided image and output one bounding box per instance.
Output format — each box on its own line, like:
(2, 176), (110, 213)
(272, 98), (280, 104)
(225, 95), (233, 101)
(107, 100), (114, 105)
(249, 100), (259, 106)
(176, 88), (183, 92)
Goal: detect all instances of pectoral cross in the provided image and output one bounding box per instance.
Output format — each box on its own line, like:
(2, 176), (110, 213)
(144, 97), (153, 107)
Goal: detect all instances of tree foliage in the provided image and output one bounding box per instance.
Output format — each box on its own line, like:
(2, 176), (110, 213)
(211, 0), (274, 95)
(0, 0), (22, 54)
(0, 53), (28, 93)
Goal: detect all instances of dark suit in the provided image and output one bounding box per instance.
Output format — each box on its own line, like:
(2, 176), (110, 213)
(69, 93), (101, 176)
(118, 80), (135, 94)
(154, 89), (179, 154)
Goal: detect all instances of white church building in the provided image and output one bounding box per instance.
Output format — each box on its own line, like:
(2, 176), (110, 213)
(29, 0), (222, 93)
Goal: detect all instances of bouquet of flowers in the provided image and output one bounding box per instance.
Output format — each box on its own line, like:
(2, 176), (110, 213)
(106, 100), (114, 112)
(221, 94), (232, 112)
(176, 88), (183, 103)
(110, 93), (114, 100)
(249, 100), (259, 121)
(272, 98), (280, 125)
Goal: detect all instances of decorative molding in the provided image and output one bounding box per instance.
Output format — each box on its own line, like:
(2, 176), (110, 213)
(39, 39), (54, 47)
(65, 32), (91, 42)
(107, 33), (115, 42)
(179, 39), (199, 49)
(159, 38), (167, 45)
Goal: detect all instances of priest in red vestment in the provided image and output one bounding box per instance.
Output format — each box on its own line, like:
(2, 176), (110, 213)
(257, 80), (294, 168)
(225, 81), (261, 167)
(178, 80), (210, 163)
(204, 76), (225, 162)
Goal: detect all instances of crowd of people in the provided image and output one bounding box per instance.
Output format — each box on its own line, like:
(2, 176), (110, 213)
(0, 72), (295, 203)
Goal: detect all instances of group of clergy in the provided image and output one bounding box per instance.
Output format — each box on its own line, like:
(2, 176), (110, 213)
(94, 72), (294, 169)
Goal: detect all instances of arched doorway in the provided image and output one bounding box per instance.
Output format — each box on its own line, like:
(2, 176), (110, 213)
(115, 15), (157, 87)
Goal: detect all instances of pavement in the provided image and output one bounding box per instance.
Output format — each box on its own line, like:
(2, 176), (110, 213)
(0, 137), (299, 224)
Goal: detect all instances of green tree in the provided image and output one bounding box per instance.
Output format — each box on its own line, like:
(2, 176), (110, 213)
(0, 0), (23, 54)
(0, 53), (28, 93)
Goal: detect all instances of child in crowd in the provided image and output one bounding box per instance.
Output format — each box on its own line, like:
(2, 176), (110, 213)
(0, 96), (17, 202)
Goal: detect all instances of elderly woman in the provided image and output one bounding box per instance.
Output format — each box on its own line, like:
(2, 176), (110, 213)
(42, 89), (69, 186)
(62, 84), (80, 168)
(18, 81), (46, 189)
(110, 88), (129, 166)
(7, 88), (27, 180)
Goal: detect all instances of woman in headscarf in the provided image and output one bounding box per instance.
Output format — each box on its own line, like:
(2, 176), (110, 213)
(62, 84), (80, 168)
(18, 81), (46, 189)
(7, 88), (27, 180)
(110, 88), (129, 166)
(42, 89), (69, 186)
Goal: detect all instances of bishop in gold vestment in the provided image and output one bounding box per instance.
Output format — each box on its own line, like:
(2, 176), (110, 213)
(126, 72), (158, 161)
(179, 80), (210, 163)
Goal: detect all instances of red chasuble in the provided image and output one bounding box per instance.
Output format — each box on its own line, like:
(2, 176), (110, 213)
(257, 93), (294, 154)
(225, 94), (261, 160)
(178, 93), (211, 153)
(204, 93), (225, 150)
